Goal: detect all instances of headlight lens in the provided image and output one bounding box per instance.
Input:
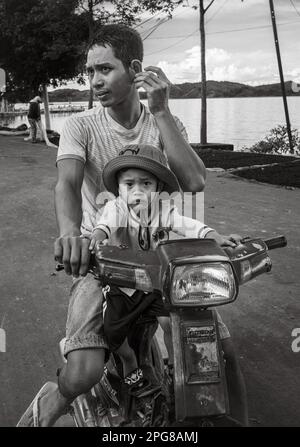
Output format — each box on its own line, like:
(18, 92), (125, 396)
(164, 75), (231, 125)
(171, 262), (236, 306)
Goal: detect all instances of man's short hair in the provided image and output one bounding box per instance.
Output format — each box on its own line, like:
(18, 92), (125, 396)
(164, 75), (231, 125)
(88, 24), (143, 68)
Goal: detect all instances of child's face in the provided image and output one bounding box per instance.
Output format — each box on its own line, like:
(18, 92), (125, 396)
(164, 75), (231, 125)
(118, 168), (158, 214)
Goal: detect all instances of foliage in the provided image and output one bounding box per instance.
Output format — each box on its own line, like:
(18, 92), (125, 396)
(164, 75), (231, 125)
(246, 125), (300, 155)
(0, 0), (88, 101)
(0, 0), (181, 102)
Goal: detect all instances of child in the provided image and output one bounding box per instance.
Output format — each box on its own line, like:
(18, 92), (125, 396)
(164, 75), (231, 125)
(89, 143), (240, 395)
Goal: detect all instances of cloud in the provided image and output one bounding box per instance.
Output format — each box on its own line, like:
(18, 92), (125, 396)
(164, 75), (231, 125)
(158, 46), (300, 85)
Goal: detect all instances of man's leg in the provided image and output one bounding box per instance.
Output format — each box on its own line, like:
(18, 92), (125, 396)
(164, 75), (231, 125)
(28, 118), (37, 142)
(25, 275), (107, 427)
(222, 337), (249, 426)
(29, 348), (105, 427)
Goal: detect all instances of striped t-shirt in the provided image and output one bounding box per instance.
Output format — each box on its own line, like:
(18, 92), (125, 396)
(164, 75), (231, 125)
(57, 103), (188, 234)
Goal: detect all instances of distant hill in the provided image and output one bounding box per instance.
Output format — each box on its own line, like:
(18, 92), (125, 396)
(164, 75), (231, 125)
(48, 80), (300, 102)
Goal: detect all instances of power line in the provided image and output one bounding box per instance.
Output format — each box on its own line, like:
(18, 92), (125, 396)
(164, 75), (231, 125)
(145, 19), (300, 56)
(206, 0), (228, 24)
(289, 0), (300, 17)
(133, 11), (162, 30)
(142, 17), (170, 40)
(146, 30), (198, 56)
(206, 19), (300, 35)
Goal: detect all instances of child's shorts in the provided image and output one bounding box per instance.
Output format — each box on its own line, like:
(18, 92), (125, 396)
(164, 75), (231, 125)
(103, 286), (230, 352)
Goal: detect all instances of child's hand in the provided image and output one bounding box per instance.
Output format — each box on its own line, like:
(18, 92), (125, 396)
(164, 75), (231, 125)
(205, 230), (242, 248)
(89, 229), (107, 253)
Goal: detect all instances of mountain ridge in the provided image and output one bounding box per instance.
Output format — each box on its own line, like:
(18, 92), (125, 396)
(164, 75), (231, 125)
(48, 80), (300, 101)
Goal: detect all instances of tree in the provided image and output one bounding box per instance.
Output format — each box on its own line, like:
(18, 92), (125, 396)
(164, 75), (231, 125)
(0, 0), (89, 127)
(0, 0), (183, 119)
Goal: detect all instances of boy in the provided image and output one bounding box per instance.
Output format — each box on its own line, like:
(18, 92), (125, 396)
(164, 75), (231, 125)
(89, 143), (241, 395)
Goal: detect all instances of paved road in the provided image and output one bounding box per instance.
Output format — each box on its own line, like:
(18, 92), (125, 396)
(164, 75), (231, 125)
(0, 135), (299, 427)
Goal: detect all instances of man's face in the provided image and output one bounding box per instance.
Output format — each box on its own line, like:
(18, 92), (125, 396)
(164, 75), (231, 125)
(86, 44), (134, 107)
(118, 168), (158, 215)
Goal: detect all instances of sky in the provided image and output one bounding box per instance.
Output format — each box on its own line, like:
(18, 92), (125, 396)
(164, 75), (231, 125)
(58, 0), (300, 89)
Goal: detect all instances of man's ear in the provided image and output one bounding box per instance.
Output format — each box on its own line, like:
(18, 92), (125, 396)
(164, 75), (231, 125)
(130, 59), (142, 75)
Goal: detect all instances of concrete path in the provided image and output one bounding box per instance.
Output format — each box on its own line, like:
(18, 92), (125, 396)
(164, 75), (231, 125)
(0, 135), (299, 427)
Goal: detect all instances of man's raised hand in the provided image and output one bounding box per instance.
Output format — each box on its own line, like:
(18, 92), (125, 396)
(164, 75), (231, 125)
(134, 66), (171, 116)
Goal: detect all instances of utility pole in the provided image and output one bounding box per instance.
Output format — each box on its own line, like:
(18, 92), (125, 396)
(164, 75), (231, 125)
(269, 0), (293, 153)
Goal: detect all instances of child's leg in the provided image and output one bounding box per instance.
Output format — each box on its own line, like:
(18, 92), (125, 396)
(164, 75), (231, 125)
(116, 337), (138, 378)
(157, 316), (174, 366)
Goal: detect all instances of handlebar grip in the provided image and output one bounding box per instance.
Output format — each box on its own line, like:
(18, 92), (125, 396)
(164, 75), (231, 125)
(264, 235), (287, 250)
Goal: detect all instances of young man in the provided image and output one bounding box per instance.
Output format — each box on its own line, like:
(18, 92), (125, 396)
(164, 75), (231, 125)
(17, 24), (246, 426)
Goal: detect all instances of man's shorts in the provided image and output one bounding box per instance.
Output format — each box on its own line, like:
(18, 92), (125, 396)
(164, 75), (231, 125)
(64, 274), (108, 358)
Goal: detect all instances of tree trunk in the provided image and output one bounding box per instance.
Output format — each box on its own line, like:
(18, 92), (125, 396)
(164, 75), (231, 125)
(88, 0), (94, 110)
(200, 1), (207, 144)
(42, 84), (51, 130)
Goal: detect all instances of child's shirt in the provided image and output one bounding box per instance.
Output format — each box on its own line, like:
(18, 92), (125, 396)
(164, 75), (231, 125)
(94, 196), (214, 250)
(94, 196), (214, 296)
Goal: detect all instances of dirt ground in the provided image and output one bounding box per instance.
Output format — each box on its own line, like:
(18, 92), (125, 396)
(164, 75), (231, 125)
(0, 135), (299, 427)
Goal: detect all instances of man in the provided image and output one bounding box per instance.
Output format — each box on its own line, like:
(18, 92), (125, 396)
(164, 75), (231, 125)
(17, 24), (246, 427)
(26, 96), (42, 143)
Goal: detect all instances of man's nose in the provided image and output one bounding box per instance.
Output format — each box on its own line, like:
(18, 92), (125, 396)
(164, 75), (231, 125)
(91, 72), (104, 88)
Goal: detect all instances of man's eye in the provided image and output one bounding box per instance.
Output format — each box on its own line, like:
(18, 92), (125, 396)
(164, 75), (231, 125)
(126, 182), (133, 187)
(87, 68), (94, 76)
(101, 67), (111, 73)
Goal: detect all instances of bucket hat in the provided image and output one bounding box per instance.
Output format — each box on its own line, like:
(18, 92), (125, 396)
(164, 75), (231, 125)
(102, 144), (180, 196)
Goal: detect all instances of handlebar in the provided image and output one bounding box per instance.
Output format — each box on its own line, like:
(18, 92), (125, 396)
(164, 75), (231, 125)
(264, 235), (287, 250)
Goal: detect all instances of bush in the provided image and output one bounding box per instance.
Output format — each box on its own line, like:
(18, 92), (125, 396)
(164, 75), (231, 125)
(247, 125), (300, 155)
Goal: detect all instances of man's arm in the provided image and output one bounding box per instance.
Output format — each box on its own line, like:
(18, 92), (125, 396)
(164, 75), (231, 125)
(54, 159), (90, 276)
(134, 66), (206, 192)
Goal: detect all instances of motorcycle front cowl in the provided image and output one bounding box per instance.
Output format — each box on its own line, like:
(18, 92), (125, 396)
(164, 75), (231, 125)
(157, 239), (239, 311)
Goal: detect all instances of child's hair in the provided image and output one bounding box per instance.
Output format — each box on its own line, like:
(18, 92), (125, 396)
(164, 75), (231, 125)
(88, 24), (143, 69)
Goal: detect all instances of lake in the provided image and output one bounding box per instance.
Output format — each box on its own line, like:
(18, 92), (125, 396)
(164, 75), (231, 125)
(3, 97), (300, 150)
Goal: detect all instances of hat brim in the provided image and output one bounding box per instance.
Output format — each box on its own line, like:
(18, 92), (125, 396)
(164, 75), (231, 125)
(102, 155), (180, 196)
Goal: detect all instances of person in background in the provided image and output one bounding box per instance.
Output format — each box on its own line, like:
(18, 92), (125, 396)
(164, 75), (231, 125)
(27, 96), (42, 143)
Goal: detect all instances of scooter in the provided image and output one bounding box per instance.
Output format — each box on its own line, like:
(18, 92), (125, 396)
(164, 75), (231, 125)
(57, 235), (287, 427)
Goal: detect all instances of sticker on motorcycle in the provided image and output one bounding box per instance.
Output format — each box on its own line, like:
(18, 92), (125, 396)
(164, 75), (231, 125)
(183, 326), (220, 383)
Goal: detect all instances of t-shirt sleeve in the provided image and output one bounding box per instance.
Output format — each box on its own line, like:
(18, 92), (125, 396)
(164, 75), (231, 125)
(93, 198), (127, 238)
(56, 116), (87, 164)
(166, 205), (214, 238)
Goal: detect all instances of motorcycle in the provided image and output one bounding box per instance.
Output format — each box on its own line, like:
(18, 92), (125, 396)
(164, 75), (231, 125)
(57, 234), (287, 427)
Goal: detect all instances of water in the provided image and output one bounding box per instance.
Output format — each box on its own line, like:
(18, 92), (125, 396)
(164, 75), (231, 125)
(2, 97), (300, 150)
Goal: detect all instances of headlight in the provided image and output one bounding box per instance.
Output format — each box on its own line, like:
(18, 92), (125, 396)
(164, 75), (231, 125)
(171, 262), (237, 306)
